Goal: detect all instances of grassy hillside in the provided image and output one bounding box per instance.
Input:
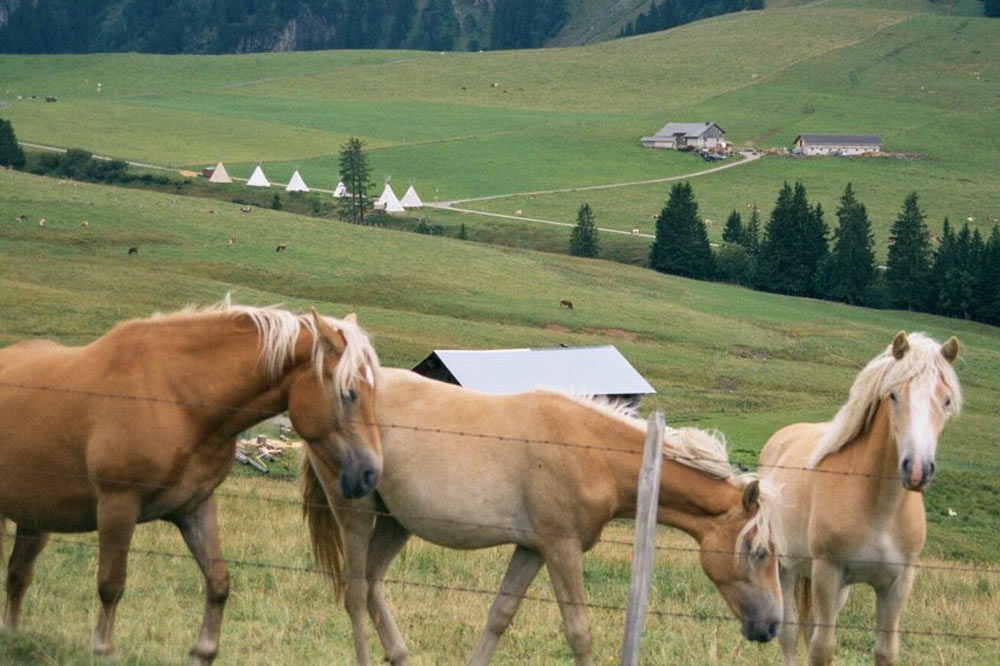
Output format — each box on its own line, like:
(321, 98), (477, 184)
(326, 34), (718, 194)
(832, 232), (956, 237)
(2, 169), (999, 664)
(1, 1), (996, 257)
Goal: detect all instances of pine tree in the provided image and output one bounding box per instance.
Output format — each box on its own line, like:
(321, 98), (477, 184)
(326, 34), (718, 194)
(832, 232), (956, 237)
(800, 200), (829, 297)
(0, 119), (26, 169)
(569, 203), (599, 257)
(820, 183), (875, 305)
(757, 182), (798, 293)
(743, 205), (761, 257)
(458, 223), (468, 240)
(722, 210), (743, 245)
(978, 226), (1000, 325)
(935, 223), (980, 319)
(886, 192), (932, 310)
(648, 182), (714, 279)
(338, 137), (373, 224)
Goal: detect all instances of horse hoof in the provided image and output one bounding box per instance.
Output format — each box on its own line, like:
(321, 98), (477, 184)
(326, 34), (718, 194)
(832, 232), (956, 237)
(189, 654), (215, 666)
(92, 643), (115, 657)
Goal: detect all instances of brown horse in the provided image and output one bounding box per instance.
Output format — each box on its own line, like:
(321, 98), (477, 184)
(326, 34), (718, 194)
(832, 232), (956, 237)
(759, 331), (961, 666)
(0, 299), (382, 664)
(302, 368), (784, 665)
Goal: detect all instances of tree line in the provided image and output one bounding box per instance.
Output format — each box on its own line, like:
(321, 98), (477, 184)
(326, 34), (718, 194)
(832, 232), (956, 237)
(645, 180), (1000, 326)
(0, 0), (568, 54)
(619, 0), (763, 39)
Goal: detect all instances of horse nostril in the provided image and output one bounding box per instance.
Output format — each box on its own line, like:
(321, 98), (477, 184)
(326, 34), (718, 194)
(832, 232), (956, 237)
(362, 468), (378, 490)
(901, 457), (911, 475)
(928, 461), (936, 477)
(767, 622), (779, 640)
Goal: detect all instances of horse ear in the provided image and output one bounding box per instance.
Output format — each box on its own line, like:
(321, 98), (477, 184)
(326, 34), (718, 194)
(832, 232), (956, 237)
(344, 312), (358, 324)
(742, 479), (760, 513)
(940, 337), (959, 364)
(891, 331), (909, 360)
(311, 308), (347, 355)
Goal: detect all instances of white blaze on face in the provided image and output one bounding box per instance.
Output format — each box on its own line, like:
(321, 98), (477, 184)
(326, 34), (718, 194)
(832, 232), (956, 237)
(901, 377), (938, 486)
(364, 364), (375, 387)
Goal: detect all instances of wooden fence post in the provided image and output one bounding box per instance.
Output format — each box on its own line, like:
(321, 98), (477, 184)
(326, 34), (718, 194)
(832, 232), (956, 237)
(619, 411), (665, 666)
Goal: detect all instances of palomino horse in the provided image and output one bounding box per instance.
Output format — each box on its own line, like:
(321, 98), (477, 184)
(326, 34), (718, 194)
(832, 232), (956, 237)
(302, 368), (785, 665)
(0, 299), (381, 664)
(759, 331), (961, 666)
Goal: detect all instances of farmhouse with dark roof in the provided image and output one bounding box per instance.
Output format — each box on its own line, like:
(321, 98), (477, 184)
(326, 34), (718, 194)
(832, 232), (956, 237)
(641, 122), (726, 150)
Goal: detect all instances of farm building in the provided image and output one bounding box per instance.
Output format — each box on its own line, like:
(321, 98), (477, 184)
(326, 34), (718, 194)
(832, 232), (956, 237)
(641, 122), (726, 150)
(792, 133), (882, 156)
(412, 345), (656, 408)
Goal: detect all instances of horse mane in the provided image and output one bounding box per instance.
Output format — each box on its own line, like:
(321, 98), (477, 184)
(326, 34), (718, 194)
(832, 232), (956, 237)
(550, 391), (782, 552)
(807, 332), (962, 468)
(151, 295), (379, 391)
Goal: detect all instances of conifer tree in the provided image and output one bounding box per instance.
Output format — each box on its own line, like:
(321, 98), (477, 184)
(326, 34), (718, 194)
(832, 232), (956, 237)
(0, 119), (26, 169)
(886, 192), (932, 310)
(338, 137), (373, 225)
(569, 203), (599, 257)
(722, 210), (744, 245)
(649, 182), (714, 279)
(757, 182), (798, 293)
(800, 200), (829, 296)
(743, 205), (761, 257)
(978, 226), (1000, 325)
(820, 183), (875, 304)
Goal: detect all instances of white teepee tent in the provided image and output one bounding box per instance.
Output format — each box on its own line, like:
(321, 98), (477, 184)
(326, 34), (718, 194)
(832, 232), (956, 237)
(400, 185), (423, 208)
(246, 165), (271, 187)
(375, 183), (404, 213)
(208, 161), (232, 184)
(285, 170), (309, 192)
(332, 181), (348, 198)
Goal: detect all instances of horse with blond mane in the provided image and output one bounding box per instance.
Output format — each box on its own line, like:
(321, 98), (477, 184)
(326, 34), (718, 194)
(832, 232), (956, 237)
(759, 331), (961, 666)
(302, 367), (785, 665)
(0, 298), (381, 664)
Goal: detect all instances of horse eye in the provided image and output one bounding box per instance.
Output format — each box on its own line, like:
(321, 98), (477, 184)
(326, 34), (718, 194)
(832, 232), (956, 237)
(943, 396), (951, 408)
(342, 389), (357, 404)
(889, 390), (898, 403)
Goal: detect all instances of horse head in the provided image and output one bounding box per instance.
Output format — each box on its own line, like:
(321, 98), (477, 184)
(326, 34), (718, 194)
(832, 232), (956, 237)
(288, 310), (382, 500)
(884, 331), (961, 491)
(696, 479), (783, 643)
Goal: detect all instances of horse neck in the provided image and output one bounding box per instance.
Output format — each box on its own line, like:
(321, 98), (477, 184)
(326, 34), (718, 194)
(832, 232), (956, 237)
(831, 399), (910, 515)
(602, 432), (744, 543)
(117, 314), (316, 435)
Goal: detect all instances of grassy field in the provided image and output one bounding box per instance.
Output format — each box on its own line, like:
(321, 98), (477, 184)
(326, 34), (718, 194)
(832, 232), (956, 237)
(1, 1), (997, 257)
(1, 168), (999, 662)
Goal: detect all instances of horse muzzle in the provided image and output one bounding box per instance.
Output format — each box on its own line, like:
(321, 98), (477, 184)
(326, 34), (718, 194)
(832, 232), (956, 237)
(900, 457), (935, 491)
(741, 617), (779, 643)
(338, 449), (381, 499)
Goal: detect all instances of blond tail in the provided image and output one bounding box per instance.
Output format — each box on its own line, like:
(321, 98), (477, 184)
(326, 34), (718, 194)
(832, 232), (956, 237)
(300, 455), (346, 599)
(795, 574), (812, 645)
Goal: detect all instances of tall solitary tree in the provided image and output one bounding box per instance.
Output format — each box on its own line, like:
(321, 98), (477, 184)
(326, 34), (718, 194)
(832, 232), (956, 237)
(819, 183), (876, 304)
(569, 203), (599, 257)
(886, 192), (932, 310)
(0, 118), (26, 169)
(338, 137), (373, 224)
(648, 181), (714, 279)
(722, 210), (744, 245)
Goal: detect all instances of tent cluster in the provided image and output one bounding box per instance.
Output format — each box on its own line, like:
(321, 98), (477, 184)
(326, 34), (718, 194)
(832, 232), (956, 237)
(203, 162), (423, 213)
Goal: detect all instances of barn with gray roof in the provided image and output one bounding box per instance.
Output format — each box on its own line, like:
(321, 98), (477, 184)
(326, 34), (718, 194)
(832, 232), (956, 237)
(793, 133), (882, 156)
(412, 346), (656, 408)
(641, 122), (726, 150)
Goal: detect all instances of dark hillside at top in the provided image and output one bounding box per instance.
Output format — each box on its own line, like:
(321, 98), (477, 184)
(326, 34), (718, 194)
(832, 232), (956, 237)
(0, 0), (766, 53)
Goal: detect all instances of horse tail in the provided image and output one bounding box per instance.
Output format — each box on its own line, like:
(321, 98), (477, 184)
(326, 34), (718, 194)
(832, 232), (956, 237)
(300, 456), (345, 600)
(795, 574), (812, 644)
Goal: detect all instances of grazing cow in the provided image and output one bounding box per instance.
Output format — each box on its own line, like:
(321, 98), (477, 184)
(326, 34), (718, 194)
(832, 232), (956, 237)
(631, 228), (640, 235)
(128, 247), (138, 256)
(240, 207), (252, 214)
(38, 219), (46, 228)
(228, 236), (236, 247)
(80, 220), (89, 229)
(16, 214), (26, 221)
(559, 299), (574, 310)
(275, 244), (286, 252)
(514, 209), (523, 215)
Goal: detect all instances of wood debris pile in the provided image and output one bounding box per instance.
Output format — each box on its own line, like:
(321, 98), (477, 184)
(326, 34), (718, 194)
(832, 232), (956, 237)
(235, 426), (300, 474)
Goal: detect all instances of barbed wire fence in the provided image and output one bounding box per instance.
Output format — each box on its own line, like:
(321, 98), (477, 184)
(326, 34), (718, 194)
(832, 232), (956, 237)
(1, 381), (998, 660)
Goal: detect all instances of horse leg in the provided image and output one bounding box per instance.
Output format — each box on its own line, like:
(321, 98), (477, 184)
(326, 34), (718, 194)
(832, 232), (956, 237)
(468, 545), (544, 666)
(806, 560), (845, 666)
(540, 543), (593, 666)
(3, 525), (49, 630)
(173, 496), (230, 666)
(335, 496), (378, 666)
(364, 514), (411, 666)
(776, 566), (799, 666)
(92, 490), (141, 656)
(873, 567), (916, 666)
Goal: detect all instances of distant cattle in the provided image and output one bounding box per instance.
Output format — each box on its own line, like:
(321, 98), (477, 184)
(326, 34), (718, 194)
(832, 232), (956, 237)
(128, 247), (138, 256)
(631, 228), (640, 235)
(228, 236), (236, 247)
(80, 220), (89, 228)
(275, 243), (286, 252)
(559, 299), (574, 310)
(240, 207), (252, 214)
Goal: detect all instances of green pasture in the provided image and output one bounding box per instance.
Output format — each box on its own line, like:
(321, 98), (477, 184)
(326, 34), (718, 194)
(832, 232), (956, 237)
(1, 170), (999, 664)
(3, 3), (998, 255)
